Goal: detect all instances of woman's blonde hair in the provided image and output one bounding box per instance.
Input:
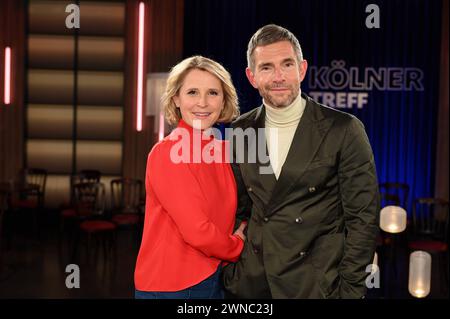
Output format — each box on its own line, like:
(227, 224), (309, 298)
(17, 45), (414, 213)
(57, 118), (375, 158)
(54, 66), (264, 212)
(161, 55), (239, 125)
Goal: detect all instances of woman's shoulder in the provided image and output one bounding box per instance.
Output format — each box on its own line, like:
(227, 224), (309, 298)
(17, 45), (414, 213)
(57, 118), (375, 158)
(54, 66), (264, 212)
(147, 129), (188, 162)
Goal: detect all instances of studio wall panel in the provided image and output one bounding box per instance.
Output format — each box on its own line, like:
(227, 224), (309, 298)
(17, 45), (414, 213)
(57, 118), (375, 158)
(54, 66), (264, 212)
(78, 1), (125, 36)
(27, 104), (73, 139)
(78, 71), (123, 105)
(44, 174), (71, 209)
(28, 69), (73, 104)
(28, 35), (124, 71)
(27, 139), (73, 173)
(28, 70), (123, 105)
(29, 0), (73, 35)
(77, 106), (123, 140)
(25, 0), (127, 208)
(29, 1), (125, 36)
(76, 140), (122, 175)
(78, 37), (124, 71)
(28, 35), (74, 69)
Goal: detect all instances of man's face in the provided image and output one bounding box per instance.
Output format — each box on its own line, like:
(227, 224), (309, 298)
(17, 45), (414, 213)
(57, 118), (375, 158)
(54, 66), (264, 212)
(246, 41), (308, 108)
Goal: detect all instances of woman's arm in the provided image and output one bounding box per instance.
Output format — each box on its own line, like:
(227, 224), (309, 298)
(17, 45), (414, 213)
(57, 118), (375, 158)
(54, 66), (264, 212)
(146, 143), (244, 262)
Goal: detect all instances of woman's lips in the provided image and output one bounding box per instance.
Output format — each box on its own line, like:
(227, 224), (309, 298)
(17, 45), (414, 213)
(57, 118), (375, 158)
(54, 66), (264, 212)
(192, 112), (212, 118)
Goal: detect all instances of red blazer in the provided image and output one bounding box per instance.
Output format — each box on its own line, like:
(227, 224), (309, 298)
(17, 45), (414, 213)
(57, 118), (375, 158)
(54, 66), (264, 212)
(134, 120), (244, 292)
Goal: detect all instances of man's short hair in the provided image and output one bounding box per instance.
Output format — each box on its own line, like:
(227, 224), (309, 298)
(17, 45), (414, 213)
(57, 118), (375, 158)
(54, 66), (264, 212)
(247, 24), (304, 71)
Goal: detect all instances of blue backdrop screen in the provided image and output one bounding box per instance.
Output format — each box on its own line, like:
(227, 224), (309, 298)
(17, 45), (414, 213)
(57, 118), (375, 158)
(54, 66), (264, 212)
(183, 0), (443, 213)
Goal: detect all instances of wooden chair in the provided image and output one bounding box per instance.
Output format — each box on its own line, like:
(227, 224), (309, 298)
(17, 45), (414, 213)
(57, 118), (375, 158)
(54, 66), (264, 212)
(110, 178), (144, 242)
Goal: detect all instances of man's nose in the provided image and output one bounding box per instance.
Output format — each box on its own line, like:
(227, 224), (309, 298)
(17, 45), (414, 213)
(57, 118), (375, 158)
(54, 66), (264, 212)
(272, 67), (285, 82)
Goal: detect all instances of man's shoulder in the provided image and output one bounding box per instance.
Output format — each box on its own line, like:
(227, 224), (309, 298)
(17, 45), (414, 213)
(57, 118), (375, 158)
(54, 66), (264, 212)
(231, 106), (262, 128)
(308, 96), (363, 128)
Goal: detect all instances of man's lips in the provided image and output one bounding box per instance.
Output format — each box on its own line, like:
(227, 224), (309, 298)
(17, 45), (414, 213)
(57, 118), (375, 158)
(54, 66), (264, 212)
(269, 86), (290, 91)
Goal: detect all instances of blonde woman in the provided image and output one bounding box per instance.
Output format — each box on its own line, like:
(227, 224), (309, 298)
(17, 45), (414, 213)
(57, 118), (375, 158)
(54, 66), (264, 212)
(134, 56), (246, 299)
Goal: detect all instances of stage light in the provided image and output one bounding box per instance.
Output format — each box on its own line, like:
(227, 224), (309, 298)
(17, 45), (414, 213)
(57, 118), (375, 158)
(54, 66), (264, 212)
(380, 205), (407, 233)
(159, 112), (165, 141)
(4, 47), (11, 105)
(408, 251), (432, 298)
(136, 2), (145, 131)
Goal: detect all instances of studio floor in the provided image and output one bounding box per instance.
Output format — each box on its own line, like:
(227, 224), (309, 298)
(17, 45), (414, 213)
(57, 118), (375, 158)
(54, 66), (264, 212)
(0, 210), (448, 299)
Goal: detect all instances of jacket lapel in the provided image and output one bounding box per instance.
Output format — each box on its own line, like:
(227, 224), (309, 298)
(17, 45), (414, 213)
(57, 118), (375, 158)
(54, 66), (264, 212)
(266, 95), (334, 215)
(239, 106), (277, 201)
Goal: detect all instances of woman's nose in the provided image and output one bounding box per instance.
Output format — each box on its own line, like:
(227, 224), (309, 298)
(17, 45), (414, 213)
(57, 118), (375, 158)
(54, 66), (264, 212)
(197, 94), (207, 107)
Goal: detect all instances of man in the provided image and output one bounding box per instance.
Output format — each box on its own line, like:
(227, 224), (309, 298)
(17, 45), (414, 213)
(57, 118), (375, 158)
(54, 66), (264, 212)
(222, 24), (380, 299)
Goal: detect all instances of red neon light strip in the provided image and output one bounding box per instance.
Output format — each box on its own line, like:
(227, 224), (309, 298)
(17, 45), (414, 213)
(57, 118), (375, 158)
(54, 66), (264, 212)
(159, 112), (165, 141)
(4, 47), (11, 105)
(136, 2), (145, 131)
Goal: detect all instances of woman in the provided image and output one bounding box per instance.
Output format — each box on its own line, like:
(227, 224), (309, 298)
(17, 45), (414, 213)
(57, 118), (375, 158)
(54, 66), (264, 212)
(134, 56), (246, 299)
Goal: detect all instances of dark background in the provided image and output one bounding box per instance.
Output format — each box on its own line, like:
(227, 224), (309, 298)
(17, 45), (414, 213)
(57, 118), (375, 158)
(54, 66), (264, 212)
(183, 0), (444, 214)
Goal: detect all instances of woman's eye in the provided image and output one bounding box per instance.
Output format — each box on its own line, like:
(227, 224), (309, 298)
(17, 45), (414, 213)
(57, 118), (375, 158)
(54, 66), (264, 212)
(209, 91), (219, 96)
(187, 90), (197, 95)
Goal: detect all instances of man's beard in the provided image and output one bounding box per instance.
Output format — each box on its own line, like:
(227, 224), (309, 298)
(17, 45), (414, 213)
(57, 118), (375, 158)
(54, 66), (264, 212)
(260, 85), (299, 108)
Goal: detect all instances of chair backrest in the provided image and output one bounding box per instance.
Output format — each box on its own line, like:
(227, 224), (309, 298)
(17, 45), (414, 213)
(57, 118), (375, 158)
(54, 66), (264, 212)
(110, 178), (143, 214)
(73, 182), (106, 217)
(70, 170), (102, 205)
(380, 193), (401, 207)
(22, 168), (47, 195)
(411, 198), (449, 241)
(379, 182), (409, 208)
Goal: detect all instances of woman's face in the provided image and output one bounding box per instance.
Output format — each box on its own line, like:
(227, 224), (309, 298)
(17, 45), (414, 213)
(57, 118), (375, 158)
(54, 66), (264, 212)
(173, 68), (224, 130)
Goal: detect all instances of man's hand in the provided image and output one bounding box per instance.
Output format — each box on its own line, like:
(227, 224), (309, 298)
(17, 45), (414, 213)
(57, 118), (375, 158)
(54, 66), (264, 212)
(233, 221), (247, 241)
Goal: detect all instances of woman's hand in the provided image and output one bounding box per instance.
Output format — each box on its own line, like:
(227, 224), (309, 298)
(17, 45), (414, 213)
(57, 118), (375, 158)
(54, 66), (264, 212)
(233, 221), (247, 241)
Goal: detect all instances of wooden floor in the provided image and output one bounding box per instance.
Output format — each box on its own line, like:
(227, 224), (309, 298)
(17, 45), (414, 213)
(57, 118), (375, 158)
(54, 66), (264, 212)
(0, 210), (140, 298)
(0, 210), (448, 299)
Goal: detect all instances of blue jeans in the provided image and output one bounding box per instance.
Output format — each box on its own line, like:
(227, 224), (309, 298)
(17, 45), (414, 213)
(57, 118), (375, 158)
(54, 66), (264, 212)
(135, 267), (224, 299)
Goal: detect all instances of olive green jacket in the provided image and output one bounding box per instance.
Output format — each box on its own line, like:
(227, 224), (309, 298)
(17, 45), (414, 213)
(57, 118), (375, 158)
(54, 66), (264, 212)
(222, 93), (380, 299)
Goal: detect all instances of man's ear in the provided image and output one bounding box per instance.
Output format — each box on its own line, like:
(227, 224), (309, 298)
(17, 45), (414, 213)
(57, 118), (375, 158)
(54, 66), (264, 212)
(299, 59), (308, 82)
(245, 67), (258, 89)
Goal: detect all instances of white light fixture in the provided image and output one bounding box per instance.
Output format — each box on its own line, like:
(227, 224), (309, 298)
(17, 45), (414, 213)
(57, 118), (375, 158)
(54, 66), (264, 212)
(146, 72), (169, 140)
(408, 251), (432, 298)
(380, 205), (407, 233)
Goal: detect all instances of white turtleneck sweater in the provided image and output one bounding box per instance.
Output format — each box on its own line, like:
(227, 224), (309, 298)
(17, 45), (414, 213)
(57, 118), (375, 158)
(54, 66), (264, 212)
(264, 93), (306, 179)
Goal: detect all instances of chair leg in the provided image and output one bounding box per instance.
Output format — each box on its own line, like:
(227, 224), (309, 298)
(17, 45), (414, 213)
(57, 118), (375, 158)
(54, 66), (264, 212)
(439, 252), (449, 297)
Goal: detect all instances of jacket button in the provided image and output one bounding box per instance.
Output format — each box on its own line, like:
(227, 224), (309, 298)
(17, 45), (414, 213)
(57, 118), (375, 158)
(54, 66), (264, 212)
(263, 217), (269, 223)
(253, 248), (259, 254)
(248, 187), (253, 192)
(308, 186), (316, 193)
(299, 251), (307, 257)
(295, 217), (303, 224)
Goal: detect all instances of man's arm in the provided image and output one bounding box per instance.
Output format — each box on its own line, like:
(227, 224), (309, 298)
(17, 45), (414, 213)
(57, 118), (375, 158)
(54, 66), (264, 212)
(337, 117), (380, 299)
(231, 162), (252, 233)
